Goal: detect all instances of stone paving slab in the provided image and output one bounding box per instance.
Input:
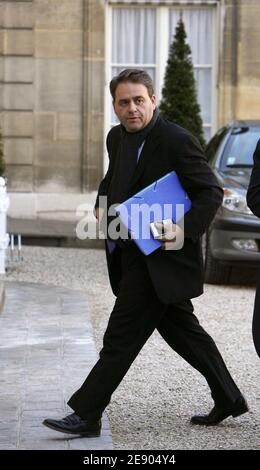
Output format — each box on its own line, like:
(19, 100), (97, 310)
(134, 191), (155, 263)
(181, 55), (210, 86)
(0, 281), (113, 450)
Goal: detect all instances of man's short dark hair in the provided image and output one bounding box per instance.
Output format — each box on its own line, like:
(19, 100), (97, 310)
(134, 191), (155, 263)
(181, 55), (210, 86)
(110, 69), (155, 101)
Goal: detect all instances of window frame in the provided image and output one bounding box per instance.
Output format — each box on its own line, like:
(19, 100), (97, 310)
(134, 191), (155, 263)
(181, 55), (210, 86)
(104, 1), (220, 173)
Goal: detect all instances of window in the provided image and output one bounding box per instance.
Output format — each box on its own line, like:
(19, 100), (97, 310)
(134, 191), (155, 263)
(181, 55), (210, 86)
(110, 7), (156, 124)
(221, 128), (260, 169)
(106, 2), (218, 142)
(205, 126), (230, 164)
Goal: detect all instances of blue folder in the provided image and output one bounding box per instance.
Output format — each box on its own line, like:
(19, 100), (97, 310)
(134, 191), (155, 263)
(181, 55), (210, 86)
(115, 171), (191, 255)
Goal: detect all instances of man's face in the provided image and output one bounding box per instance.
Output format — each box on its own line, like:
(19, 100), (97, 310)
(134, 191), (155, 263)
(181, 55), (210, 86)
(113, 82), (157, 133)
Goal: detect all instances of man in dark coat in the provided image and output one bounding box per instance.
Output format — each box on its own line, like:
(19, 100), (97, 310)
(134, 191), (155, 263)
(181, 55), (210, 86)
(43, 69), (248, 437)
(247, 139), (260, 358)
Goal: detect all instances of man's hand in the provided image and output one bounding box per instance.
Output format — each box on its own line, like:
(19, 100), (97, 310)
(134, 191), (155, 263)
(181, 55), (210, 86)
(94, 207), (104, 222)
(153, 220), (184, 250)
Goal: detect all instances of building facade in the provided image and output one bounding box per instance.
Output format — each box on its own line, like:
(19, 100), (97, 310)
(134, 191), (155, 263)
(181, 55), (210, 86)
(0, 0), (260, 198)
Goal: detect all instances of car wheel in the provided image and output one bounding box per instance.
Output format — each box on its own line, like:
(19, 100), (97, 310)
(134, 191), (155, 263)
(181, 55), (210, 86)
(203, 233), (232, 284)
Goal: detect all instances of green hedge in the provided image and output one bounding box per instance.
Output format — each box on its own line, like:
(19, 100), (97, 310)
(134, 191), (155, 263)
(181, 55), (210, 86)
(159, 16), (206, 148)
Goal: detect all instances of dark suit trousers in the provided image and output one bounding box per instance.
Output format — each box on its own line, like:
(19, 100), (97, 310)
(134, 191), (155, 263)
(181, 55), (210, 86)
(68, 244), (242, 421)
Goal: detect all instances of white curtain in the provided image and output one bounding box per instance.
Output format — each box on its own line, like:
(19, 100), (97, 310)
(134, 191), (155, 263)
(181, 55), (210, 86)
(112, 8), (156, 65)
(169, 8), (214, 140)
(111, 8), (156, 124)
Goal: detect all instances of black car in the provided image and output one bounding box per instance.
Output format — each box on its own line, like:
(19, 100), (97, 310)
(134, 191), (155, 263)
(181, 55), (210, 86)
(204, 120), (260, 284)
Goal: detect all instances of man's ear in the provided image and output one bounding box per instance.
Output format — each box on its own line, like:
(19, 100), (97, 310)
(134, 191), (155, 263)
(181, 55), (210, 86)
(151, 95), (157, 109)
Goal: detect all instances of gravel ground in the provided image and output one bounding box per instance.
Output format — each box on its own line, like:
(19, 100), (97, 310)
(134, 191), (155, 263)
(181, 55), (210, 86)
(3, 245), (260, 450)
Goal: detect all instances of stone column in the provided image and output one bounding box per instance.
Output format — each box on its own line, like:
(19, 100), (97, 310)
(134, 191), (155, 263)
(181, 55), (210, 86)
(218, 0), (260, 126)
(34, 0), (84, 192)
(1, 0), (35, 191)
(236, 0), (260, 119)
(0, 1), (4, 123)
(82, 0), (105, 192)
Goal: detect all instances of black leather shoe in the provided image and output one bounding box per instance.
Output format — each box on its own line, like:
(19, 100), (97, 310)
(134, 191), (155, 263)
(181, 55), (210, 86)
(42, 412), (101, 437)
(191, 397), (249, 426)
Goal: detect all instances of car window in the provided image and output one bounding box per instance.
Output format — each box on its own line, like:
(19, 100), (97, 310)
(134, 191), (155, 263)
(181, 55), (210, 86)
(220, 128), (260, 168)
(205, 126), (229, 164)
